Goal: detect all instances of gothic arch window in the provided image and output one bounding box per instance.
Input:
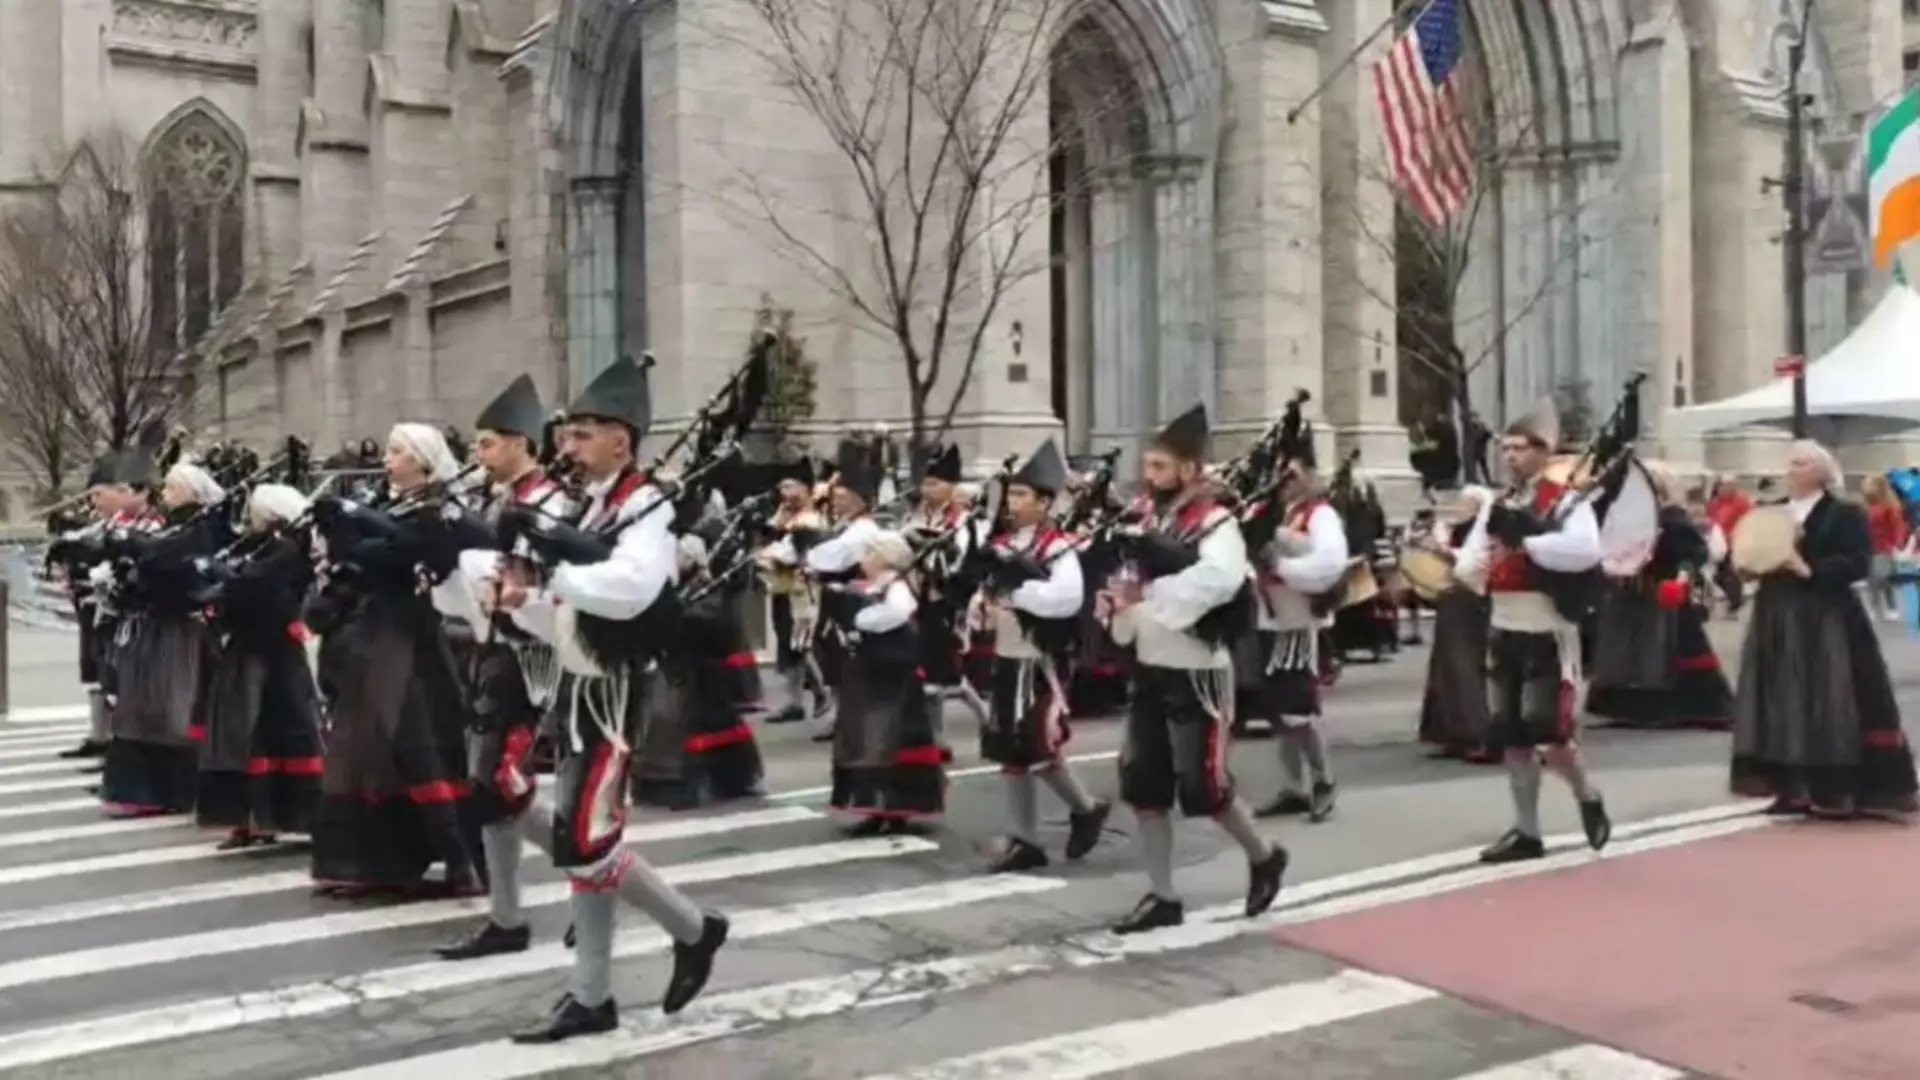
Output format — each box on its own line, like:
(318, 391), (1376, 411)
(145, 109), (246, 355)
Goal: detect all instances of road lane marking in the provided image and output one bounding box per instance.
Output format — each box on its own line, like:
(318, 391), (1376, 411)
(0, 834), (936, 937)
(0, 874), (1065, 1070)
(856, 972), (1438, 1078)
(0, 705), (92, 724)
(0, 758), (99, 779)
(0, 797), (102, 822)
(0, 816), (185, 850)
(0, 803), (824, 889)
(0, 725), (86, 746)
(0, 775), (97, 798)
(0, 833), (937, 992)
(298, 812), (1773, 1079)
(1450, 1045), (1687, 1079)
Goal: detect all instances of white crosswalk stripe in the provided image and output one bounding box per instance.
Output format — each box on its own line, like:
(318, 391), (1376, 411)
(0, 725), (1714, 1079)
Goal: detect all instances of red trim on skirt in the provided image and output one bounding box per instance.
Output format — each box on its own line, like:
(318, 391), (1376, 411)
(722, 651), (756, 668)
(894, 745), (946, 767)
(686, 724), (756, 752)
(246, 756), (325, 776)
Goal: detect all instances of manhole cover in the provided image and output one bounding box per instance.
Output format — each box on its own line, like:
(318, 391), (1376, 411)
(1790, 992), (1856, 1015)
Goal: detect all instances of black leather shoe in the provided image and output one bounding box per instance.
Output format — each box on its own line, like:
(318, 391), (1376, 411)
(58, 740), (106, 760)
(435, 920), (531, 961)
(1578, 797), (1612, 851)
(563, 921), (576, 949)
(988, 837), (1049, 873)
(1253, 792), (1311, 818)
(1307, 781), (1337, 823)
(509, 993), (617, 1044)
(1065, 799), (1112, 861)
(1478, 829), (1546, 864)
(1112, 894), (1184, 935)
(662, 913), (729, 1014)
(1245, 845), (1289, 917)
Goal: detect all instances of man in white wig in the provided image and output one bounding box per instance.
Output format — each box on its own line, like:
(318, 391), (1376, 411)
(484, 356), (728, 1042)
(1454, 399), (1610, 863)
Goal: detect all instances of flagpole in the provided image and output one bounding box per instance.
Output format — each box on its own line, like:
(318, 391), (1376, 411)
(1285, 0), (1432, 126)
(1782, 0), (1816, 439)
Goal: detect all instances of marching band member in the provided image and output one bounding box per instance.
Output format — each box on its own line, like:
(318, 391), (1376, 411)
(1454, 401), (1609, 863)
(100, 456), (227, 817)
(903, 443), (985, 749)
(1102, 405), (1289, 934)
(795, 440), (887, 742)
(436, 374), (570, 960)
(812, 441), (946, 829)
(757, 459), (827, 724)
(306, 423), (479, 898)
(193, 483), (324, 849)
(1248, 435), (1348, 822)
(1730, 440), (1918, 817)
(1415, 488), (1496, 762)
(50, 453), (130, 763)
(978, 439), (1111, 871)
(486, 357), (728, 1040)
(1584, 461), (1732, 730)
(638, 532), (766, 808)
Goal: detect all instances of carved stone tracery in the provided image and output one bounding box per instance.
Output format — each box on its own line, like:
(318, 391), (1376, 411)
(111, 0), (257, 52)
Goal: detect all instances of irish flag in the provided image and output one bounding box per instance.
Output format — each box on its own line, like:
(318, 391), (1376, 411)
(1870, 91), (1920, 269)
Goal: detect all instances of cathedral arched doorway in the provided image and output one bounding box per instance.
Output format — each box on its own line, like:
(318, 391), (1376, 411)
(1046, 0), (1221, 456)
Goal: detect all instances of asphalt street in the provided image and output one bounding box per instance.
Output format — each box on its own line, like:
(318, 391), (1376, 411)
(0, 615), (1911, 1078)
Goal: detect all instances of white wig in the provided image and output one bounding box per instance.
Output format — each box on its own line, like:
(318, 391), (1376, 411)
(165, 462), (224, 506)
(248, 483), (309, 529)
(388, 422), (461, 482)
(866, 530), (914, 572)
(1788, 439), (1841, 489)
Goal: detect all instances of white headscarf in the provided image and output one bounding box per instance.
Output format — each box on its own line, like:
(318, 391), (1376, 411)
(165, 462), (225, 506)
(1788, 438), (1841, 490)
(248, 483), (309, 529)
(388, 422), (460, 482)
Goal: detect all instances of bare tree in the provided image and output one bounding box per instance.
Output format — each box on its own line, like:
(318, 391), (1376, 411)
(711, 0), (1086, 464)
(0, 215), (84, 498)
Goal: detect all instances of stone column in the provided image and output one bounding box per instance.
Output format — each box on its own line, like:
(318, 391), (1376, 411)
(566, 176), (622, 392)
(1063, 188), (1094, 451)
(253, 0), (308, 281)
(1088, 174), (1132, 448)
(302, 0), (373, 284)
(1153, 160), (1207, 420)
(1316, 0), (1407, 473)
(0, 1), (62, 184)
(372, 0), (455, 279)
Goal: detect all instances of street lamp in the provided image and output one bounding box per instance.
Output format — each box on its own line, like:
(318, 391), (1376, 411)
(1782, 0), (1817, 439)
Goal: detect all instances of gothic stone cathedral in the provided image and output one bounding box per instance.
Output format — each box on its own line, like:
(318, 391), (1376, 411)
(0, 0), (1899, 512)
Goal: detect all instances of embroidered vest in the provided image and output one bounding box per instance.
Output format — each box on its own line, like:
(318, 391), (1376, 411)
(1486, 480), (1566, 593)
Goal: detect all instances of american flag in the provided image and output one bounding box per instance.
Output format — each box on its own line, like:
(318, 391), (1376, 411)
(1372, 0), (1475, 225)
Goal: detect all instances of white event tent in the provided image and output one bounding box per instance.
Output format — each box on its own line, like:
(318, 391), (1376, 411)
(1668, 284), (1920, 441)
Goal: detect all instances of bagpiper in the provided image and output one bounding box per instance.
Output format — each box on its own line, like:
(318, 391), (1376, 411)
(1102, 405), (1289, 934)
(486, 357), (728, 1040)
(977, 438), (1112, 871)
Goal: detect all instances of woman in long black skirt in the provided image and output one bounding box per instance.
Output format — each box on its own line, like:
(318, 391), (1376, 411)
(1731, 440), (1918, 818)
(1587, 463), (1733, 730)
(101, 461), (230, 817)
(196, 484), (325, 848)
(1415, 489), (1494, 763)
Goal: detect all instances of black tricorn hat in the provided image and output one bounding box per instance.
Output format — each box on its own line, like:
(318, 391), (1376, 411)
(85, 452), (117, 489)
(776, 456), (815, 487)
(565, 355), (651, 437)
(925, 443), (963, 483)
(475, 373), (545, 444)
(111, 448), (159, 488)
(1009, 438), (1069, 496)
(1151, 404), (1210, 461)
(834, 438), (882, 505)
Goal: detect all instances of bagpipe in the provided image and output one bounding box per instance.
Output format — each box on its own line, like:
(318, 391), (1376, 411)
(1057, 446), (1124, 534)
